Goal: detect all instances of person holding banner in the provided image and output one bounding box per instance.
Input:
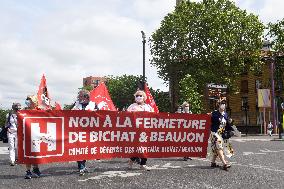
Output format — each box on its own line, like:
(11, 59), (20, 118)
(210, 100), (233, 171)
(5, 103), (21, 166)
(24, 95), (42, 179)
(127, 90), (154, 171)
(182, 101), (192, 114)
(72, 89), (98, 176)
(181, 101), (193, 161)
(176, 105), (183, 113)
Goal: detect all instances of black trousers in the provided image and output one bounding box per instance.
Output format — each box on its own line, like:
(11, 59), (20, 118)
(77, 160), (86, 170)
(130, 157), (147, 165)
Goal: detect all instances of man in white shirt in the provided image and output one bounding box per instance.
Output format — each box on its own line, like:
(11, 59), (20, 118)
(5, 103), (21, 166)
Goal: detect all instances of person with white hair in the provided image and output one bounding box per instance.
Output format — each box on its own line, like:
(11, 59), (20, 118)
(127, 90), (153, 171)
(181, 101), (193, 161)
(72, 89), (98, 176)
(24, 95), (42, 179)
(181, 101), (192, 113)
(5, 102), (21, 166)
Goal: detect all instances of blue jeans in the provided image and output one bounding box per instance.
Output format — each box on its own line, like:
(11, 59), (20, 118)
(77, 160), (86, 170)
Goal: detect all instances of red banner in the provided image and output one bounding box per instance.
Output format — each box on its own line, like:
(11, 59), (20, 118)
(37, 74), (51, 110)
(18, 110), (211, 164)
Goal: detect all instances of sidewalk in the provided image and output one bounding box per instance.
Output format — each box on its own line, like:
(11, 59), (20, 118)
(240, 134), (284, 141)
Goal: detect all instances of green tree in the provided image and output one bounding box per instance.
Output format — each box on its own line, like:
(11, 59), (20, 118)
(150, 0), (264, 111)
(105, 75), (171, 112)
(79, 85), (93, 92)
(150, 89), (171, 112)
(268, 18), (284, 52)
(179, 74), (203, 113)
(63, 104), (75, 110)
(267, 18), (284, 86)
(106, 75), (143, 110)
(0, 109), (9, 128)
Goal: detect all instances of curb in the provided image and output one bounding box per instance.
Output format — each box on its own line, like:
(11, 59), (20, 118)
(271, 138), (284, 141)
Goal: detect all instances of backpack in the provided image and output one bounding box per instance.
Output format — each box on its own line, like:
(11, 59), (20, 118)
(0, 112), (12, 143)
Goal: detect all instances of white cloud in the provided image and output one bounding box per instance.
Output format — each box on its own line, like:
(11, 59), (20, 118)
(235, 0), (284, 24)
(0, 0), (283, 109)
(0, 0), (175, 109)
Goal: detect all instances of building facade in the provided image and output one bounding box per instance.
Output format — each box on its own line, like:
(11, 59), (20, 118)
(83, 76), (107, 89)
(203, 59), (284, 134)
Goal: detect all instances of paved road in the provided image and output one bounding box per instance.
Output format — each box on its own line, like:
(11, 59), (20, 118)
(0, 136), (283, 189)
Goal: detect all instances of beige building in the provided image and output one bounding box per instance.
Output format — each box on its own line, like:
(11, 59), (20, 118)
(203, 58), (284, 134)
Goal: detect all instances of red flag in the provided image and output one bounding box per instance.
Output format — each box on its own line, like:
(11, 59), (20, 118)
(37, 74), (51, 110)
(144, 83), (159, 113)
(54, 102), (62, 110)
(89, 82), (116, 111)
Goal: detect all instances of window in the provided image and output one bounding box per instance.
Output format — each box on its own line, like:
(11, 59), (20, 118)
(255, 80), (262, 93)
(92, 79), (99, 86)
(241, 97), (248, 107)
(241, 80), (248, 93)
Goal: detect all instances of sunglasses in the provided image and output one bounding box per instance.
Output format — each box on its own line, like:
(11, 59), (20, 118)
(79, 94), (89, 98)
(135, 95), (143, 97)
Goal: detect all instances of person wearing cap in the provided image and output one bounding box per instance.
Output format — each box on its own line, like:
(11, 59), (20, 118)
(5, 103), (21, 166)
(72, 89), (98, 176)
(209, 100), (232, 171)
(24, 95), (42, 179)
(127, 90), (154, 171)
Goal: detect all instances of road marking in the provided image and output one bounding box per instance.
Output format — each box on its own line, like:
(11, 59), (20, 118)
(194, 158), (284, 173)
(231, 138), (271, 142)
(235, 163), (284, 173)
(259, 148), (283, 153)
(0, 147), (8, 154)
(78, 171), (142, 182)
(78, 163), (184, 182)
(243, 149), (284, 156)
(243, 152), (254, 156)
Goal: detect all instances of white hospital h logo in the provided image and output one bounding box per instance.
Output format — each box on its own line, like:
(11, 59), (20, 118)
(31, 122), (56, 152)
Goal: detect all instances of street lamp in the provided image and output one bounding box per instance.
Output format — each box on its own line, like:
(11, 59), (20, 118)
(141, 31), (146, 90)
(276, 56), (284, 139)
(262, 39), (277, 136)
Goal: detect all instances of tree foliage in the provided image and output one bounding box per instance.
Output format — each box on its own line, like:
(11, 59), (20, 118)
(268, 18), (284, 52)
(149, 89), (171, 112)
(106, 75), (171, 112)
(150, 0), (265, 109)
(79, 85), (93, 92)
(179, 74), (203, 113)
(106, 75), (143, 110)
(0, 109), (10, 128)
(267, 18), (284, 93)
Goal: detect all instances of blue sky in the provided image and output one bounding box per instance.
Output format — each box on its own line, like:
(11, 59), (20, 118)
(0, 0), (283, 109)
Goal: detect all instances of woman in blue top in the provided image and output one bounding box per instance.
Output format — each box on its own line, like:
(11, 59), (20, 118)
(210, 100), (233, 171)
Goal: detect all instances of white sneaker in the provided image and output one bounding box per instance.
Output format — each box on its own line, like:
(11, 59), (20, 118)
(79, 169), (85, 176)
(140, 165), (150, 171)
